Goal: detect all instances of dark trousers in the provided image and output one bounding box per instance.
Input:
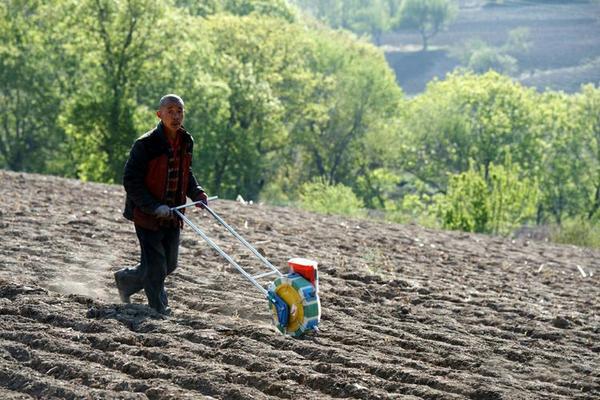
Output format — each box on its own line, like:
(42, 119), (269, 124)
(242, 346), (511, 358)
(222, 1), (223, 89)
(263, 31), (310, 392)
(116, 225), (180, 312)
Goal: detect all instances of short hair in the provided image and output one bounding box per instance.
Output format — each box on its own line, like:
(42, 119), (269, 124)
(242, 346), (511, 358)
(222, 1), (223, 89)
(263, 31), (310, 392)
(159, 94), (184, 109)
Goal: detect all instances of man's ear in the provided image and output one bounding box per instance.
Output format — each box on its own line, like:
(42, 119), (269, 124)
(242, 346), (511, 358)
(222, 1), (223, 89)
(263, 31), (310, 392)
(156, 110), (162, 119)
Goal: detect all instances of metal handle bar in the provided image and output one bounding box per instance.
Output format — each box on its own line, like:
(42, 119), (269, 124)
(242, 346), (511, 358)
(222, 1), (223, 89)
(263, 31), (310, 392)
(171, 196), (219, 211)
(173, 199), (281, 277)
(201, 205), (281, 275)
(173, 209), (269, 296)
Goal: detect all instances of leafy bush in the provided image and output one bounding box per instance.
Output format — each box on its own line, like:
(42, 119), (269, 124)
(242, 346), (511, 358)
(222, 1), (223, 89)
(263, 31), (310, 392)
(435, 158), (538, 234)
(385, 193), (439, 227)
(487, 158), (539, 234)
(436, 168), (489, 233)
(299, 179), (365, 217)
(396, 0), (458, 51)
(550, 218), (600, 249)
(451, 28), (530, 76)
(468, 46), (518, 75)
(222, 0), (297, 21)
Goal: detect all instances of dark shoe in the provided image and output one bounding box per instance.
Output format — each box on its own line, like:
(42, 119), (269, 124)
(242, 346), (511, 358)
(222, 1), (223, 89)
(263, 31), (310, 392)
(114, 271), (131, 304)
(158, 306), (171, 316)
(152, 305), (171, 316)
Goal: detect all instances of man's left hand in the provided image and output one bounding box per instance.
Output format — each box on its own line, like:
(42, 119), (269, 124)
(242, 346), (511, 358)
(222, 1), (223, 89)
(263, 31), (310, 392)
(195, 191), (208, 209)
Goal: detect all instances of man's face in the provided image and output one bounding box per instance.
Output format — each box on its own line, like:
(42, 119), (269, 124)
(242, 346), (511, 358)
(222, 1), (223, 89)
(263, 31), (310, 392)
(157, 101), (184, 132)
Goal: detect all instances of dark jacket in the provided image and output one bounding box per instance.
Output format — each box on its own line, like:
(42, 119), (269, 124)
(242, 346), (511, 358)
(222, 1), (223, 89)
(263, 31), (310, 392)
(123, 122), (204, 230)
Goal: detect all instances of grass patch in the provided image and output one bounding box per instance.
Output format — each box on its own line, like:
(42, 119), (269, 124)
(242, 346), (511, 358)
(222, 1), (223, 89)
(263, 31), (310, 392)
(550, 218), (600, 249)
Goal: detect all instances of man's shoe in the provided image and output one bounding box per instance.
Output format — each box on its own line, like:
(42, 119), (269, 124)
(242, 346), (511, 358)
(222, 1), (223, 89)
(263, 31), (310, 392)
(158, 306), (171, 316)
(114, 271), (131, 304)
(150, 305), (171, 317)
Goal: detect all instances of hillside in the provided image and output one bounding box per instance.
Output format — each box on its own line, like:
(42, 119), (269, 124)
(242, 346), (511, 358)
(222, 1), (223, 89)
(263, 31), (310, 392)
(383, 2), (600, 94)
(0, 170), (599, 399)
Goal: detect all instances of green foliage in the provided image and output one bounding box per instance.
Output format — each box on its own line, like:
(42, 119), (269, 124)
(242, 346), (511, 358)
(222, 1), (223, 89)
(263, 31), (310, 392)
(344, 0), (395, 45)
(259, 178), (293, 206)
(436, 166), (489, 233)
(396, 0), (457, 51)
(291, 30), (403, 188)
(175, 0), (220, 16)
(192, 15), (301, 199)
(466, 45), (518, 75)
(291, 0), (399, 44)
(1, 0), (599, 252)
(398, 71), (597, 241)
(0, 0), (70, 172)
(222, 0), (296, 21)
(486, 157), (539, 234)
(550, 218), (600, 249)
(534, 90), (591, 224)
(299, 178), (365, 216)
(504, 27), (532, 56)
(451, 28), (531, 75)
(400, 71), (540, 192)
(578, 84), (600, 220)
(386, 191), (438, 227)
(435, 158), (538, 234)
(355, 168), (400, 209)
(57, 0), (171, 182)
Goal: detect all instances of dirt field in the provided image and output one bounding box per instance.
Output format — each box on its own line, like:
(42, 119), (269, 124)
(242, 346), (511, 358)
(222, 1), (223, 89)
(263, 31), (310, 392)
(0, 170), (599, 399)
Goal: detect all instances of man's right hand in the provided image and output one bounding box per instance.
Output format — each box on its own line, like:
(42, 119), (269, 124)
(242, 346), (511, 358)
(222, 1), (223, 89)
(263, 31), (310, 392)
(154, 205), (171, 219)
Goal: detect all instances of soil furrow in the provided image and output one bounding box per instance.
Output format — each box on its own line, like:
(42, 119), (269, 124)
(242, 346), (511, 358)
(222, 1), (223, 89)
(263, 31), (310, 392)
(2, 170), (599, 399)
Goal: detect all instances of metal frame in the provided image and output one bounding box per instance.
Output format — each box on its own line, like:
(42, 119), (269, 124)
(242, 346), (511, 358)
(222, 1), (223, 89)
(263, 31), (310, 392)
(171, 199), (283, 297)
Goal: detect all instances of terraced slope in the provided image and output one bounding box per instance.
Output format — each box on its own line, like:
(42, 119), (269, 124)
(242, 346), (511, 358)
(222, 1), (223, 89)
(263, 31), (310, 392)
(0, 170), (598, 399)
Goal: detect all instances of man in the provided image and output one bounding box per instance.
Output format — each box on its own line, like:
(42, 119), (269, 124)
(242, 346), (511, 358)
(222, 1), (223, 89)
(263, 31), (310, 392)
(115, 94), (208, 315)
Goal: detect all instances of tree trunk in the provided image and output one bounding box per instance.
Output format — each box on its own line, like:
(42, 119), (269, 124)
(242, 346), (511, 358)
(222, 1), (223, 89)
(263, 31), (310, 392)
(588, 183), (600, 220)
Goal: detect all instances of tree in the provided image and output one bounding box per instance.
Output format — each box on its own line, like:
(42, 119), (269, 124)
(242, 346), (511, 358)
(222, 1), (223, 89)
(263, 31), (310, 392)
(175, 0), (219, 16)
(396, 0), (457, 51)
(291, 0), (399, 45)
(222, 0), (296, 21)
(399, 71), (540, 194)
(191, 15), (300, 199)
(578, 84), (600, 220)
(291, 30), (403, 188)
(486, 156), (538, 234)
(0, 0), (71, 172)
(198, 16), (404, 202)
(450, 28), (530, 76)
(436, 157), (538, 234)
(465, 43), (518, 75)
(299, 178), (365, 217)
(59, 0), (175, 182)
(436, 166), (489, 233)
(355, 168), (400, 209)
(346, 0), (394, 45)
(535, 91), (593, 225)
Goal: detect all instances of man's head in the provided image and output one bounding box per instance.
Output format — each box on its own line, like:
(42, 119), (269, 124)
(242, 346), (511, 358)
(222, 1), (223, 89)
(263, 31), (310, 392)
(157, 94), (185, 134)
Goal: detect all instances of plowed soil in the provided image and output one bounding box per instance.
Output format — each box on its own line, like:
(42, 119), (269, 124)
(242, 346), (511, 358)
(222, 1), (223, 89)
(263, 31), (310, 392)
(383, 2), (600, 94)
(1, 170), (599, 399)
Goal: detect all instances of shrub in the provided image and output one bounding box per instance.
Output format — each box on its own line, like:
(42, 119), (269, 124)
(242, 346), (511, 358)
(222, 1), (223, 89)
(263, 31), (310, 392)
(435, 158), (538, 234)
(550, 219), (600, 249)
(435, 168), (489, 233)
(468, 47), (518, 75)
(299, 178), (365, 217)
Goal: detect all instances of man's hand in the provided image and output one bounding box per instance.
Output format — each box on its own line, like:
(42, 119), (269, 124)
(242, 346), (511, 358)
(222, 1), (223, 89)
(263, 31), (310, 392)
(195, 191), (208, 209)
(154, 205), (172, 218)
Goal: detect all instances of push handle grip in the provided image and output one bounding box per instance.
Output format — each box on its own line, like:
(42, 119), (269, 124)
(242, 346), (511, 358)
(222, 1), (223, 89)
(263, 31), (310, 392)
(170, 196), (219, 211)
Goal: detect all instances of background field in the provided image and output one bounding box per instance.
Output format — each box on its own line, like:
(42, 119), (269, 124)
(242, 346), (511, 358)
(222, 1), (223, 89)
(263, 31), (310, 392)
(1, 170), (598, 399)
(383, 2), (600, 94)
